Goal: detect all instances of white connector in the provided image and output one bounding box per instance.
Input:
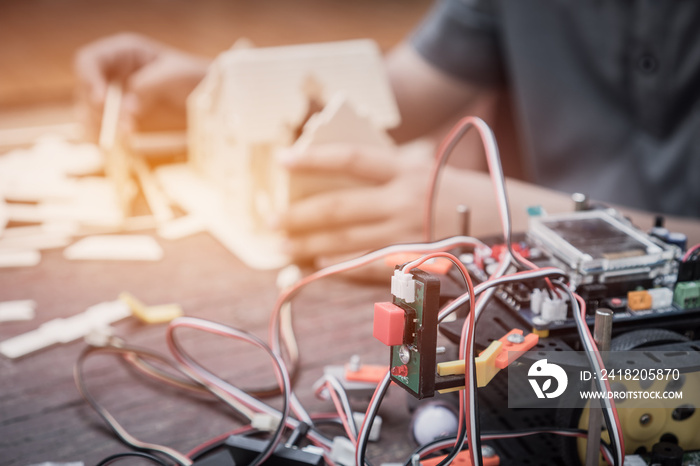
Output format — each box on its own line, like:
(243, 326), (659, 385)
(531, 288), (568, 322)
(251, 413), (280, 432)
(530, 289), (544, 315)
(391, 269), (415, 303)
(352, 412), (382, 442)
(541, 296), (567, 322)
(623, 455), (648, 466)
(329, 436), (355, 466)
(648, 287), (673, 309)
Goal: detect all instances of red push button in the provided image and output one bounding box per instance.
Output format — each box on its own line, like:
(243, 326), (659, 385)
(373, 302), (406, 346)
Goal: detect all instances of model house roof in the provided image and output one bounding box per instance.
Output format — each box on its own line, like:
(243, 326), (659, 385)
(194, 39), (400, 144)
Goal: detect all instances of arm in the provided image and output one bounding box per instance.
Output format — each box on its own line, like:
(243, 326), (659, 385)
(385, 42), (481, 143)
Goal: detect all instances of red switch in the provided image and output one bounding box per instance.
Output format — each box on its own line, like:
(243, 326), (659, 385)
(373, 302), (406, 346)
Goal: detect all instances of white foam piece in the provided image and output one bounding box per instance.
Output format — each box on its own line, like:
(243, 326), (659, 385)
(0, 250), (41, 268)
(0, 231), (72, 251)
(0, 300), (37, 322)
(157, 215), (205, 240)
(64, 235), (163, 261)
(0, 197), (8, 234)
(0, 300), (130, 359)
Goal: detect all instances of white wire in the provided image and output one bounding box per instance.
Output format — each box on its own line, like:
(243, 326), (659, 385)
(310, 236), (489, 278)
(559, 284), (625, 466)
(166, 318), (292, 465)
(437, 265), (568, 322)
(412, 430), (615, 465)
(166, 317), (334, 453)
(315, 374), (358, 440)
(355, 371), (391, 466)
(270, 235), (490, 359)
(433, 262), (568, 465)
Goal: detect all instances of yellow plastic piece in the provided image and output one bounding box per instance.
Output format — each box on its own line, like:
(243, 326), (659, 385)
(436, 340), (503, 391)
(532, 327), (550, 338)
(627, 290), (652, 310)
(437, 359), (465, 376)
(437, 386), (464, 394)
(119, 292), (184, 324)
(475, 340), (503, 387)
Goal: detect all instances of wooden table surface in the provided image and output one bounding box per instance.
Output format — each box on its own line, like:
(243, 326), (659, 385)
(0, 230), (417, 466)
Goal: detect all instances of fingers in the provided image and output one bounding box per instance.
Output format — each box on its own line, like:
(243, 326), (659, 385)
(74, 33), (159, 104)
(279, 144), (399, 184)
(124, 51), (208, 120)
(124, 59), (170, 120)
(74, 47), (108, 106)
(74, 33), (164, 138)
(279, 186), (391, 233)
(285, 219), (421, 262)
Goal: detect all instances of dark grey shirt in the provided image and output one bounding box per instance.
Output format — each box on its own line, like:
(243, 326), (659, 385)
(412, 0), (700, 218)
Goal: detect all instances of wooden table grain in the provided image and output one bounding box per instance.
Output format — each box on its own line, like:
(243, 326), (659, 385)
(0, 231), (417, 465)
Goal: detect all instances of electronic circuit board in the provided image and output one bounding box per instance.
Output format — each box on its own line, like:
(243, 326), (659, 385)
(458, 210), (700, 337)
(389, 269), (440, 399)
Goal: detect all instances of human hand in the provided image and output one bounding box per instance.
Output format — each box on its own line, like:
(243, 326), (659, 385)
(277, 140), (570, 280)
(74, 32), (210, 139)
(276, 144), (435, 266)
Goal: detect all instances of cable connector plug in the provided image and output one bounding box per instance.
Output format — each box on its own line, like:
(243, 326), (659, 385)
(353, 412), (382, 442)
(329, 436), (355, 466)
(251, 413), (280, 432)
(391, 269), (415, 303)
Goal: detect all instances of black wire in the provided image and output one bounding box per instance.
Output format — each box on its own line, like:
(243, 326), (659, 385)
(554, 280), (621, 466)
(118, 352), (210, 395)
(424, 118), (530, 272)
(74, 344), (227, 465)
(243, 350), (300, 398)
(356, 374), (389, 466)
(434, 418), (468, 466)
(96, 451), (170, 466)
(545, 285), (555, 300)
(168, 324), (291, 466)
(402, 428), (612, 465)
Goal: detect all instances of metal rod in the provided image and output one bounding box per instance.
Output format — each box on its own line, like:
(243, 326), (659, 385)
(457, 204), (470, 237)
(585, 308), (613, 466)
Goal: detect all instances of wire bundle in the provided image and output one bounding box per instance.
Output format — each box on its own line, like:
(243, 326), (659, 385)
(76, 116), (626, 466)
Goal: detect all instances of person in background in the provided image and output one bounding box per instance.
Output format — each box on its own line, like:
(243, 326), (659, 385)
(75, 1), (700, 268)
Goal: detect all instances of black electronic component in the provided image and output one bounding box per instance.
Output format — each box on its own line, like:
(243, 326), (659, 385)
(200, 435), (324, 466)
(389, 268), (441, 399)
(651, 441), (684, 466)
(193, 449), (237, 466)
(678, 259), (700, 282)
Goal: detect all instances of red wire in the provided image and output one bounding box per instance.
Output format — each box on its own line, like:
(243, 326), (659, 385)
(316, 381), (356, 443)
(186, 425), (254, 459)
(399, 251), (478, 466)
(423, 118), (482, 242)
(510, 248), (560, 296)
(267, 240), (483, 356)
(682, 243), (700, 262)
(419, 430), (614, 465)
